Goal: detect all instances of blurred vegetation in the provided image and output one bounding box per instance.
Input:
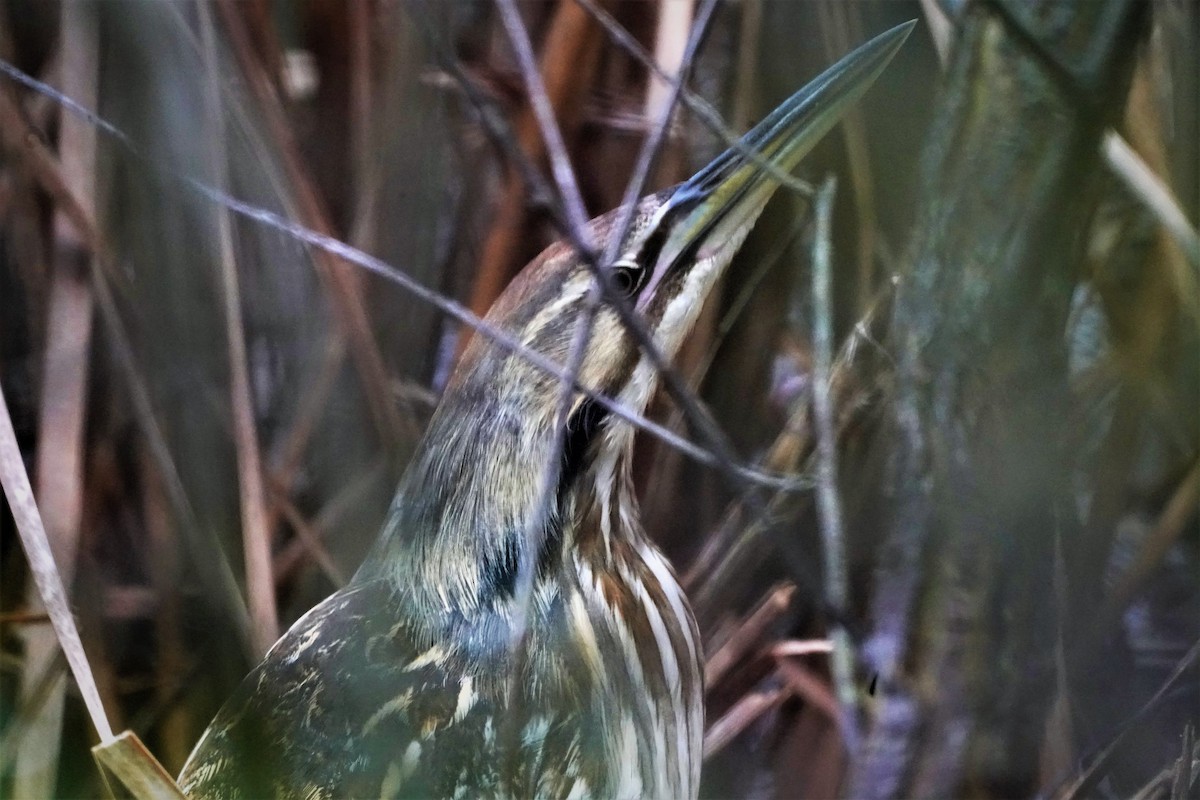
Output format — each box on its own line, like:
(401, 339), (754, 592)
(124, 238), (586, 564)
(0, 1), (1195, 798)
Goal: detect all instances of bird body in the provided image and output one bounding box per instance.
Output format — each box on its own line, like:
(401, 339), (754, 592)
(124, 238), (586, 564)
(179, 22), (911, 799)
(177, 563), (700, 799)
(180, 202), (704, 799)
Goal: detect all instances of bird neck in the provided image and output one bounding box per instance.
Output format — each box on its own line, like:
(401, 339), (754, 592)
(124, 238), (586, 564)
(359, 372), (643, 629)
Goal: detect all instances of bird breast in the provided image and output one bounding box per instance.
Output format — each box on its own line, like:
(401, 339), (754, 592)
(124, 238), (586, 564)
(570, 542), (704, 799)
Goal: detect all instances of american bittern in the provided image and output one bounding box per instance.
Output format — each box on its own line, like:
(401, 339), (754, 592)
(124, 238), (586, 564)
(179, 21), (911, 800)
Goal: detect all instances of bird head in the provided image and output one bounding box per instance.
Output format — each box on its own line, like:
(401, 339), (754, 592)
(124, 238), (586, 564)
(366, 22), (913, 627)
(452, 19), (913, 452)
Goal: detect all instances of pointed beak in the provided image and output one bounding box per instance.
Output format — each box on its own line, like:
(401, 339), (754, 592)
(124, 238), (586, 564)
(637, 20), (914, 309)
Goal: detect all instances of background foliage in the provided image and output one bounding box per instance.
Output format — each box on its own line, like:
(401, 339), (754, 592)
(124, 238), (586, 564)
(0, 1), (1196, 797)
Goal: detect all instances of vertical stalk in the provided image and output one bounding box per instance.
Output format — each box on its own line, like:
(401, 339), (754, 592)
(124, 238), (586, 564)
(810, 176), (860, 750)
(198, 3), (279, 656)
(13, 4), (99, 795)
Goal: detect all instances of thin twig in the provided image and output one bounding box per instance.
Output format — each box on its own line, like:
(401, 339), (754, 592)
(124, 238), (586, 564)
(266, 332), (347, 531)
(705, 583), (797, 690)
(772, 639), (835, 658)
(0, 383), (113, 743)
(1054, 638), (1200, 800)
(702, 673), (789, 760)
(498, 0), (722, 607)
(810, 176), (859, 751)
(0, 55), (801, 494)
(775, 655), (841, 723)
(519, 9), (726, 589)
(919, 0), (955, 66)
(643, 215), (807, 518)
(493, 0), (596, 253)
(140, 443), (191, 772)
(535, 8), (856, 619)
(199, 1), (279, 656)
(468, 0), (608, 319)
(158, 1), (364, 506)
(817, 0), (878, 313)
(272, 458), (389, 584)
(506, 290), (601, 728)
(348, 0), (375, 247)
(602, 0), (721, 273)
(271, 490), (348, 587)
(1097, 458), (1200, 636)
(473, 1), (784, 522)
(1170, 724), (1195, 800)
(575, 0), (815, 197)
(497, 0), (720, 729)
(685, 283), (892, 615)
(496, 0), (783, 542)
(14, 3), (97, 793)
(213, 0), (412, 447)
(1103, 130), (1200, 276)
(644, 0), (693, 126)
(0, 651), (67, 775)
(0, 68), (255, 654)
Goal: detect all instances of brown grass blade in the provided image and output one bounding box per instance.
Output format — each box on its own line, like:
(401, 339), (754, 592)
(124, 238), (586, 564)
(199, 1), (278, 657)
(13, 5), (98, 794)
(703, 674), (789, 760)
(214, 0), (410, 448)
(706, 583), (796, 690)
(467, 0), (612, 320)
(91, 731), (185, 800)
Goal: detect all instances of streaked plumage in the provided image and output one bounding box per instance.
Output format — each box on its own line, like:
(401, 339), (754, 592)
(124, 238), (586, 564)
(178, 23), (910, 800)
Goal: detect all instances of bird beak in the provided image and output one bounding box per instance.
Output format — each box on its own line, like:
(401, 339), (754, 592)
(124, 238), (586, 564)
(636, 20), (915, 311)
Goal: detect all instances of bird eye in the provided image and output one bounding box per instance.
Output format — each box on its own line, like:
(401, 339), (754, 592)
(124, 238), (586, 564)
(611, 263), (642, 297)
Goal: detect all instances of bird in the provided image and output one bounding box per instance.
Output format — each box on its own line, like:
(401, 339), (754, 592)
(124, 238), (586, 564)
(177, 22), (912, 800)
